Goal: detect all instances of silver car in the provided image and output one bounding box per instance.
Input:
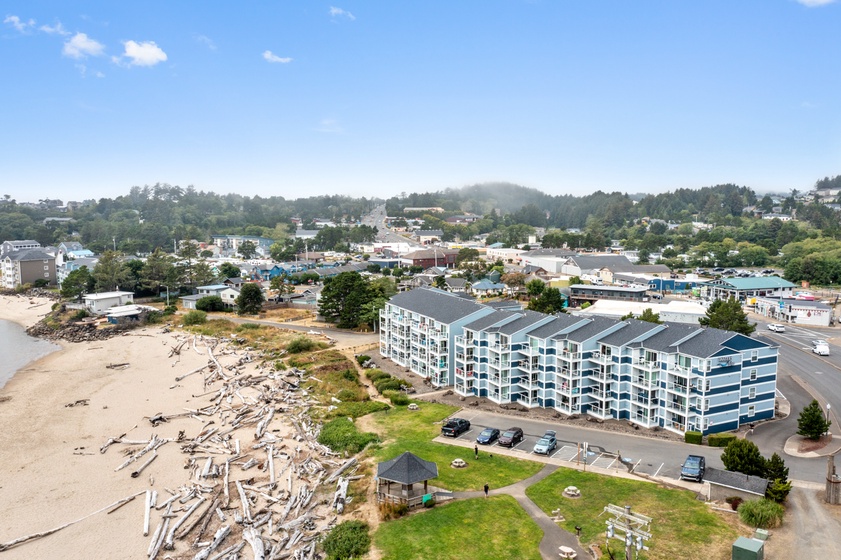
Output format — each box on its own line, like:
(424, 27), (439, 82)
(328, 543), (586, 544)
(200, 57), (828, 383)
(533, 430), (557, 455)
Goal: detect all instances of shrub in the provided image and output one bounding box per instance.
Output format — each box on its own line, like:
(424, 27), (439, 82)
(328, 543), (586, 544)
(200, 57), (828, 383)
(365, 369), (390, 382)
(341, 369), (359, 383)
(374, 378), (403, 394)
(337, 389), (361, 402)
(356, 355), (371, 366)
(737, 499), (785, 529)
(708, 433), (737, 447)
(287, 336), (316, 354)
(684, 431), (703, 445)
(383, 390), (410, 406)
(196, 295), (225, 312)
(378, 502), (409, 521)
(163, 305), (177, 315)
(237, 322), (261, 331)
(317, 418), (378, 454)
(322, 520), (371, 560)
(71, 309), (90, 321)
(145, 311), (164, 324)
(326, 401), (390, 419)
(725, 496), (743, 511)
(33, 278), (50, 288)
(182, 310), (208, 325)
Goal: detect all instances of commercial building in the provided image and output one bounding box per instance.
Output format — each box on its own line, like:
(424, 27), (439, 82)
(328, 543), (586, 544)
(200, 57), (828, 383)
(754, 297), (833, 327)
(700, 277), (796, 302)
(380, 287), (778, 435)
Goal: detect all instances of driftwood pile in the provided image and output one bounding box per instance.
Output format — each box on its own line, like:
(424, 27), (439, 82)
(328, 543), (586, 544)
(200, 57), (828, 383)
(0, 332), (361, 558)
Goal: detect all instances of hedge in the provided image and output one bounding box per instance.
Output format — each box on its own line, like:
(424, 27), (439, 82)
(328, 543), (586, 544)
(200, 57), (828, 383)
(684, 431), (703, 445)
(708, 433), (737, 447)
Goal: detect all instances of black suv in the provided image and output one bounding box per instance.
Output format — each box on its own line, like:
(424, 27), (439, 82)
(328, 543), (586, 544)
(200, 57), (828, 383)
(680, 455), (706, 482)
(498, 427), (524, 447)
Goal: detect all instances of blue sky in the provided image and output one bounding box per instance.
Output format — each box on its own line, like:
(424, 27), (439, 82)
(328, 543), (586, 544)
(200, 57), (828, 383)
(2, 1), (840, 203)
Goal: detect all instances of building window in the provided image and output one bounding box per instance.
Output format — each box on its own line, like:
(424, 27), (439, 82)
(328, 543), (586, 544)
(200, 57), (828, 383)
(748, 405), (756, 417)
(751, 350), (758, 362)
(704, 379), (711, 392)
(703, 398), (710, 411)
(749, 387), (756, 399)
(750, 369), (757, 381)
(44, 272), (49, 278)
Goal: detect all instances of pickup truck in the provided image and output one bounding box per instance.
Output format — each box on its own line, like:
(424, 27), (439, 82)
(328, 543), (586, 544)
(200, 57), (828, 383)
(441, 418), (471, 437)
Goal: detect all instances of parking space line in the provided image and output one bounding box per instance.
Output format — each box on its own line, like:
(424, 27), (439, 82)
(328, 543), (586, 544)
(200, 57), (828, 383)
(652, 463), (664, 477)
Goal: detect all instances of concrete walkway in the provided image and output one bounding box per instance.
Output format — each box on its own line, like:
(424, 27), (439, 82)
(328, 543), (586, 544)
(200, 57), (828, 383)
(451, 464), (589, 560)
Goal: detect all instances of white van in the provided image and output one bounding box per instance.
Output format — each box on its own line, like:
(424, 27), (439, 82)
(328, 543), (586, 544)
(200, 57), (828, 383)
(812, 340), (830, 356)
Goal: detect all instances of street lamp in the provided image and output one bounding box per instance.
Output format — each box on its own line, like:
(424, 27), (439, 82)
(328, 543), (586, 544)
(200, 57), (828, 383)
(827, 403), (832, 437)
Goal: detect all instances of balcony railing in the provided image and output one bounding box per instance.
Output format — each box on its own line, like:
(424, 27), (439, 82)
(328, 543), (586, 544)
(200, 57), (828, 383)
(666, 383), (689, 395)
(632, 375), (658, 388)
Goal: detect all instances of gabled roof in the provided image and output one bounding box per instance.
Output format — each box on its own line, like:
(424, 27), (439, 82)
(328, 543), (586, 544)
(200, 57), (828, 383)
(561, 316), (619, 343)
(4, 248), (54, 262)
(597, 319), (663, 347)
(497, 310), (551, 335)
(704, 467), (768, 496)
(567, 254), (635, 271)
(377, 451), (438, 485)
(471, 279), (506, 290)
(675, 328), (736, 358)
(464, 310), (515, 331)
(387, 287), (487, 324)
(631, 323), (701, 352)
(525, 314), (586, 339)
(702, 277), (796, 290)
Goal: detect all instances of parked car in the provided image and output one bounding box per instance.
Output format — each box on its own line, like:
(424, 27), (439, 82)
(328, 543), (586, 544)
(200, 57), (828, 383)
(497, 427), (524, 447)
(680, 455), (706, 482)
(476, 428), (500, 445)
(812, 340), (830, 356)
(767, 323), (785, 333)
(441, 418), (471, 437)
(533, 430), (557, 455)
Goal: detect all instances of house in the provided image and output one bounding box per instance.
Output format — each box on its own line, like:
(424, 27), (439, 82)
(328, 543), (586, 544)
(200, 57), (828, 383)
(704, 467), (768, 502)
(414, 230), (444, 244)
(181, 285), (241, 310)
(58, 241), (95, 260)
(399, 249), (459, 269)
(469, 279), (507, 297)
(700, 277), (796, 303)
(1, 239), (41, 257)
(0, 248), (56, 289)
(57, 257), (98, 287)
(210, 235), (275, 257)
(83, 291), (135, 314)
(380, 287), (778, 435)
(294, 229), (319, 240)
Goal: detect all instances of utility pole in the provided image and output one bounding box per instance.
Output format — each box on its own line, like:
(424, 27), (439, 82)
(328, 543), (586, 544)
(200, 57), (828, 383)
(602, 504), (652, 560)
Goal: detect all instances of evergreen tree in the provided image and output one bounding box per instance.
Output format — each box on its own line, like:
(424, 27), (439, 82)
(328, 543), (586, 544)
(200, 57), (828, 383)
(637, 308), (663, 324)
(764, 452), (791, 502)
(797, 399), (831, 440)
(318, 271), (372, 328)
(698, 297), (756, 335)
(92, 251), (134, 292)
(527, 287), (565, 314)
(721, 438), (766, 477)
(235, 283), (265, 315)
(60, 266), (95, 301)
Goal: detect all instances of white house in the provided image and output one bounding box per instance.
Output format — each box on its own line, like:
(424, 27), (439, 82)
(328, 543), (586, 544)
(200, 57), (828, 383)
(84, 291), (135, 314)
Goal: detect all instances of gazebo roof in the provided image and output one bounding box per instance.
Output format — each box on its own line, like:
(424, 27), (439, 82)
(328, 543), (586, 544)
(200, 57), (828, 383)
(377, 452), (438, 485)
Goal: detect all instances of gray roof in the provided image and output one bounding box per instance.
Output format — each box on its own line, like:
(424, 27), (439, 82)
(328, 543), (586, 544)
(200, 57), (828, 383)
(704, 467), (768, 496)
(676, 328), (737, 358)
(568, 255), (635, 271)
(561, 316), (618, 343)
(377, 451), (438, 484)
(445, 277), (467, 288)
(630, 323), (701, 352)
(464, 310), (515, 331)
(521, 248), (576, 257)
(388, 287), (487, 324)
(525, 314), (586, 339)
(497, 310), (549, 335)
(571, 284), (648, 293)
(415, 229), (444, 237)
(4, 248), (54, 262)
(597, 320), (663, 347)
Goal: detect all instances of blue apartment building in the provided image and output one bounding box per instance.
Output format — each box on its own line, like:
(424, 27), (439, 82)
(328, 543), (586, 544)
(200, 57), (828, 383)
(380, 287), (778, 435)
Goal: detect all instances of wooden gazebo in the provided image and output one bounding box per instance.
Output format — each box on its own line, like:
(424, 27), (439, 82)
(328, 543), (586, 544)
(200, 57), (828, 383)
(376, 451), (439, 508)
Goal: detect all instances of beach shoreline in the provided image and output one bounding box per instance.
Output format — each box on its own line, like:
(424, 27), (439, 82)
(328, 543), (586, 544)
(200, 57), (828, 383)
(0, 295), (328, 559)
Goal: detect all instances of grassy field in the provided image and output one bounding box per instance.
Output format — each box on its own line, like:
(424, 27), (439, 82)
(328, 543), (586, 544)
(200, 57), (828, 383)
(526, 469), (741, 560)
(367, 402), (544, 492)
(374, 495), (543, 560)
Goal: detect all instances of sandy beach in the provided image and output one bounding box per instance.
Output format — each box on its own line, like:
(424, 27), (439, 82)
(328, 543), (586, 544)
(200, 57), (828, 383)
(0, 295), (328, 559)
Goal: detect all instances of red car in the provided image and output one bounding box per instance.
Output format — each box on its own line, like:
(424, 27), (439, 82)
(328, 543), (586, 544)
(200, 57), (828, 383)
(497, 427), (524, 447)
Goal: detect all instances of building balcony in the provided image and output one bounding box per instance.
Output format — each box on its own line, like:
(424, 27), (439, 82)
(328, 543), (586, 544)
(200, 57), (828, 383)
(590, 389), (609, 400)
(590, 351), (613, 365)
(632, 358), (659, 372)
(665, 382), (690, 395)
(521, 344), (541, 356)
(629, 410), (658, 428)
(591, 370), (612, 382)
(633, 393), (654, 406)
(587, 405), (611, 419)
(665, 400), (687, 414)
(631, 375), (659, 389)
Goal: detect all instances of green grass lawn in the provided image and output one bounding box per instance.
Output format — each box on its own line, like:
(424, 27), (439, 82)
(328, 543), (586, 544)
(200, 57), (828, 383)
(368, 402), (543, 492)
(526, 469), (739, 560)
(374, 495), (543, 560)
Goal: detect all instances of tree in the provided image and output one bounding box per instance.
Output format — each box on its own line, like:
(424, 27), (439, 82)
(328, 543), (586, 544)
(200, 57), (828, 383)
(60, 266), (94, 301)
(455, 248), (480, 266)
(219, 262), (241, 279)
(637, 308), (663, 324)
(177, 241), (200, 291)
(141, 248), (175, 293)
(193, 260), (217, 288)
(238, 240), (257, 259)
(721, 439), (767, 477)
(526, 279), (545, 298)
(797, 399), (831, 440)
(235, 283), (265, 315)
(92, 251), (134, 292)
(196, 295), (225, 312)
(527, 287), (565, 314)
(764, 452), (791, 502)
(698, 297), (756, 335)
(318, 272), (372, 328)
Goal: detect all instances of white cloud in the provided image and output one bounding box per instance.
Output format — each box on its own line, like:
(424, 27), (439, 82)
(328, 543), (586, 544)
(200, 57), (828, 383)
(39, 21), (69, 35)
(796, 0), (837, 6)
(63, 32), (105, 59)
(263, 50), (292, 64)
(329, 6), (356, 20)
(118, 40), (167, 67)
(193, 33), (216, 50)
(315, 118), (344, 134)
(4, 15), (35, 33)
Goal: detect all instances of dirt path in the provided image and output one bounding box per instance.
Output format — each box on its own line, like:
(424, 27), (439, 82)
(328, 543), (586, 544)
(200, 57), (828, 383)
(766, 484), (841, 557)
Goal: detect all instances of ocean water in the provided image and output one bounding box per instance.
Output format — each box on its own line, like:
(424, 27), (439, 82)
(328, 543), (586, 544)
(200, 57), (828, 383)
(0, 319), (59, 389)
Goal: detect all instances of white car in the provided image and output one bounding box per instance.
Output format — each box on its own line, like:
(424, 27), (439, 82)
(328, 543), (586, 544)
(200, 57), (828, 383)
(767, 323), (785, 333)
(812, 340), (830, 356)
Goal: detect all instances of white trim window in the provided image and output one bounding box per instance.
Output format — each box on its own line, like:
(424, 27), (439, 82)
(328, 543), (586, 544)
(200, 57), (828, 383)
(748, 405), (756, 417)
